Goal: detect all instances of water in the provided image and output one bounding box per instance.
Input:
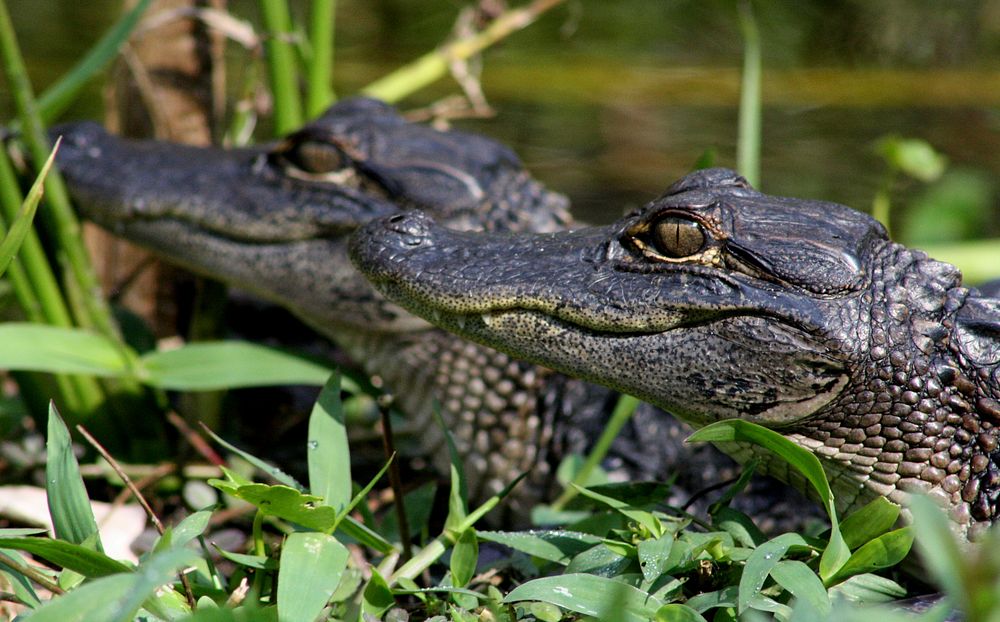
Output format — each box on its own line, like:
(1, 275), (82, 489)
(4, 0), (1000, 238)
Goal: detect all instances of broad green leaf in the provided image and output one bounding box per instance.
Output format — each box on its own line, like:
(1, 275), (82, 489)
(686, 586), (738, 613)
(564, 543), (635, 577)
(450, 528), (479, 588)
(433, 405), (468, 534)
(218, 483), (338, 532)
(0, 140), (55, 277)
(22, 573), (135, 622)
(362, 568), (395, 618)
(477, 530), (601, 565)
(307, 373), (351, 512)
(687, 419), (851, 580)
(140, 341), (334, 390)
(656, 604), (709, 622)
(45, 403), (101, 549)
(908, 495), (967, 604)
(171, 510), (213, 548)
(712, 506), (765, 549)
(0, 537), (128, 576)
(827, 527), (913, 585)
(737, 532), (809, 613)
(106, 548), (199, 621)
(839, 497), (901, 550)
(505, 573), (663, 622)
(37, 0), (151, 122)
(827, 573), (908, 604)
(0, 324), (130, 376)
(770, 559), (831, 615)
(278, 532), (349, 622)
(638, 533), (675, 583)
(23, 548), (196, 622)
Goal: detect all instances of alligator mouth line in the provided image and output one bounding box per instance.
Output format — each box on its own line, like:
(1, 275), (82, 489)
(117, 215), (355, 246)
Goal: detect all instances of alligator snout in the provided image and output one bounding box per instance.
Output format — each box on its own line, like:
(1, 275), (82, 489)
(350, 211), (435, 275)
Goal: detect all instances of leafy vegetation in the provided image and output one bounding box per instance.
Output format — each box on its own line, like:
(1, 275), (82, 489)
(1, 1), (998, 621)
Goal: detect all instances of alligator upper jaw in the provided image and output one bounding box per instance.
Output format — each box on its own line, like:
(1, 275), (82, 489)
(52, 122), (398, 243)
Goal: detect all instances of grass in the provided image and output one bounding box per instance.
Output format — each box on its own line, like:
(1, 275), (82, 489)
(1, 1), (999, 621)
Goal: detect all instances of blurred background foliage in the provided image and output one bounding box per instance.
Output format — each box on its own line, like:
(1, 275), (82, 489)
(2, 0), (999, 246)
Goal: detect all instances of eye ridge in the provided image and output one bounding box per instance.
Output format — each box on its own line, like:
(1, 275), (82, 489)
(652, 215), (706, 258)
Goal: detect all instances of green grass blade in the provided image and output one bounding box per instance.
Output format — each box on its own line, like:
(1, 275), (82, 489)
(433, 404), (468, 534)
(306, 0), (336, 116)
(908, 495), (967, 609)
(139, 341), (334, 390)
(260, 0), (303, 134)
(0, 139), (57, 277)
(449, 527), (478, 588)
(36, 0), (152, 123)
(307, 373), (351, 512)
(736, 0), (761, 187)
(0, 323), (131, 376)
(769, 559), (831, 616)
(0, 537), (128, 576)
(45, 402), (102, 549)
(277, 532), (348, 622)
(201, 427), (302, 490)
(552, 394), (639, 510)
(504, 573), (663, 622)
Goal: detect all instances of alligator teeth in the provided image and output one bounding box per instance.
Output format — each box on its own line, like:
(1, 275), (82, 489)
(430, 310), (442, 324)
(455, 315), (466, 330)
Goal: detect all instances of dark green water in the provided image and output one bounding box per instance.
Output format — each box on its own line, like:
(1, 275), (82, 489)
(4, 0), (1000, 238)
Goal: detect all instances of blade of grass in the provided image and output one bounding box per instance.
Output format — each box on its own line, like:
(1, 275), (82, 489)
(45, 403), (103, 550)
(306, 0), (336, 117)
(36, 0), (152, 123)
(736, 0), (761, 187)
(307, 372), (351, 511)
(259, 0), (303, 134)
(551, 394), (639, 510)
(0, 139), (57, 277)
(362, 0), (566, 103)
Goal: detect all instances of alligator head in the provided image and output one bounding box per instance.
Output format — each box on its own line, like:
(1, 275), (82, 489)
(54, 96), (570, 339)
(352, 167), (1000, 539)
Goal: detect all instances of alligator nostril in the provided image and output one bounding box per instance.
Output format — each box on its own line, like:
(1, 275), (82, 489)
(383, 211), (431, 243)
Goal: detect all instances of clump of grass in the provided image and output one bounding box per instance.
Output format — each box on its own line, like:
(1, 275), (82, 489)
(0, 375), (989, 621)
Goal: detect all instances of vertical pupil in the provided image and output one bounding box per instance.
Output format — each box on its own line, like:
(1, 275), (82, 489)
(652, 216), (704, 258)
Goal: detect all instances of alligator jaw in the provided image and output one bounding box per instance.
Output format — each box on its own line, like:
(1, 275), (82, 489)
(350, 208), (853, 430)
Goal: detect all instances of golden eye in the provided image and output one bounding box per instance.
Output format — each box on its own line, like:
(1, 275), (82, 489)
(285, 139), (347, 174)
(652, 216), (705, 258)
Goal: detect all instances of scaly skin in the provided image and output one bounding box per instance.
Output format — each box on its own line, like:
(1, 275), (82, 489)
(351, 167), (1000, 540)
(57, 100), (799, 524)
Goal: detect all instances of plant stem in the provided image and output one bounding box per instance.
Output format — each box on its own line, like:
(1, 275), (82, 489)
(259, 0), (303, 134)
(551, 394), (640, 511)
(306, 0), (336, 117)
(362, 0), (566, 103)
(737, 0), (762, 188)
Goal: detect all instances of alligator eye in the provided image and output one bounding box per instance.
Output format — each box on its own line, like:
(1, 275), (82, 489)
(651, 216), (705, 258)
(285, 139), (347, 174)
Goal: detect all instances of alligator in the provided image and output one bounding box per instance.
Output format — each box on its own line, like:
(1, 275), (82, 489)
(351, 167), (1000, 540)
(56, 99), (792, 524)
